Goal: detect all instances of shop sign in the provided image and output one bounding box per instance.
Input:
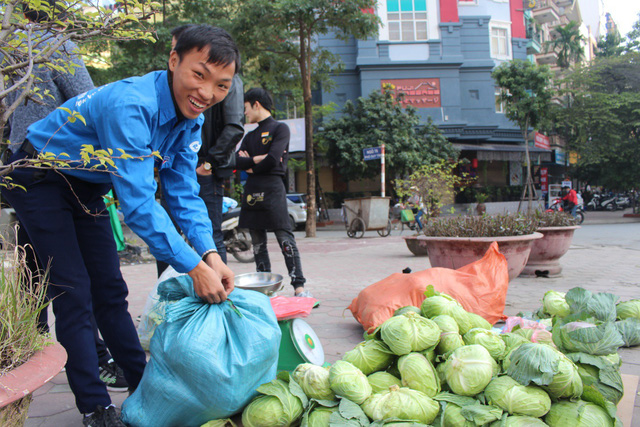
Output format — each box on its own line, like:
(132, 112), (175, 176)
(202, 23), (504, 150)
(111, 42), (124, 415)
(534, 132), (550, 150)
(381, 79), (441, 108)
(555, 149), (566, 165)
(540, 167), (548, 192)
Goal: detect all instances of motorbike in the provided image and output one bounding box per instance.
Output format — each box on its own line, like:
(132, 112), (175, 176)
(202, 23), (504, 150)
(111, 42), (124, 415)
(586, 193), (617, 211)
(222, 208), (254, 263)
(615, 194), (631, 210)
(547, 198), (585, 225)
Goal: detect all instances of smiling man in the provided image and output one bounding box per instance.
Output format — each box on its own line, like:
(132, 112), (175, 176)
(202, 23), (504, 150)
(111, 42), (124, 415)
(1, 25), (239, 426)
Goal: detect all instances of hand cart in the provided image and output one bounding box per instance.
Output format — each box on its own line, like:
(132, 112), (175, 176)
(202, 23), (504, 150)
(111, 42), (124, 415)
(342, 197), (392, 238)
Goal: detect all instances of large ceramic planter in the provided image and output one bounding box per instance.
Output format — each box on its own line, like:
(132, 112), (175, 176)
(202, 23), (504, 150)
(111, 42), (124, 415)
(417, 233), (543, 281)
(520, 226), (580, 277)
(0, 342), (67, 426)
(403, 236), (429, 256)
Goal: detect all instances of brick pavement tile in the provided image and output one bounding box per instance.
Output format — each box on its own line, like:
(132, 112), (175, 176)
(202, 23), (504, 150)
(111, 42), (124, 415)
(31, 382), (54, 398)
(48, 383), (72, 394)
(27, 391), (76, 417)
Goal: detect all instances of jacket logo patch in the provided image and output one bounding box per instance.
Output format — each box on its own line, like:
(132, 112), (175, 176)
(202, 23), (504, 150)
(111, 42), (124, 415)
(189, 140), (202, 152)
(247, 192), (264, 206)
(261, 135), (273, 145)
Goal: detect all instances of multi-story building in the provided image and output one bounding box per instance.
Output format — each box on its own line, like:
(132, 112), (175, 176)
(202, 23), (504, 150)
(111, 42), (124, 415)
(314, 0), (553, 200)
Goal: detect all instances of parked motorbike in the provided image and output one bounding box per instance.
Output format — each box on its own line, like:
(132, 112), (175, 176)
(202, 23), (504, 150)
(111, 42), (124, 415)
(547, 198), (585, 225)
(222, 208), (254, 263)
(586, 193), (617, 211)
(615, 194), (631, 210)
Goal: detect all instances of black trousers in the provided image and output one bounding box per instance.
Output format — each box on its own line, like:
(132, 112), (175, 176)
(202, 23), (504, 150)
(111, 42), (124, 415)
(2, 151), (146, 413)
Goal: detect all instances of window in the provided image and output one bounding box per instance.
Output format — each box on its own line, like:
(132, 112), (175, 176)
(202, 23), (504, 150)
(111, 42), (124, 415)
(387, 0), (428, 41)
(495, 87), (507, 113)
(490, 24), (511, 59)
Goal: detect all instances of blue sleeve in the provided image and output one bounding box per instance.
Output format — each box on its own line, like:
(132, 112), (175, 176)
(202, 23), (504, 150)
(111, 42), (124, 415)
(160, 126), (217, 257)
(94, 96), (204, 273)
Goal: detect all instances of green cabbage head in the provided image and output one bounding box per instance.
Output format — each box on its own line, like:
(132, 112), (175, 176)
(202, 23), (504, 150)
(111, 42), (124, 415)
(381, 311), (440, 355)
(420, 296), (473, 334)
(543, 290), (570, 317)
(544, 400), (615, 427)
(291, 363), (334, 401)
(441, 345), (497, 396)
(466, 312), (492, 330)
(552, 319), (624, 356)
(241, 379), (304, 427)
(616, 299), (640, 320)
(484, 375), (551, 418)
(307, 406), (337, 427)
(506, 343), (583, 400)
(398, 353), (440, 397)
(489, 415), (548, 426)
(342, 339), (394, 375)
(367, 371), (402, 394)
(431, 315), (459, 333)
(394, 305), (422, 316)
(328, 360), (372, 404)
(437, 332), (465, 356)
(463, 328), (507, 360)
(361, 385), (439, 424)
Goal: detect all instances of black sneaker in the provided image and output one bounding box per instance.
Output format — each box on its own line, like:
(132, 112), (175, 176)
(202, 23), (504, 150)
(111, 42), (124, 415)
(99, 359), (129, 392)
(83, 405), (125, 427)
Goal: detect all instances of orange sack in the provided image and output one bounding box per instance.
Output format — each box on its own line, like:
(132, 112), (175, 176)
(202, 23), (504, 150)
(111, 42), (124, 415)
(348, 242), (509, 332)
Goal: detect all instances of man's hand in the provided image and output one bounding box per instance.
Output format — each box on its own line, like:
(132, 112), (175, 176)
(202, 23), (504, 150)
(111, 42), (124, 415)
(204, 252), (235, 296)
(187, 254), (234, 304)
(253, 154), (267, 164)
(196, 164), (212, 176)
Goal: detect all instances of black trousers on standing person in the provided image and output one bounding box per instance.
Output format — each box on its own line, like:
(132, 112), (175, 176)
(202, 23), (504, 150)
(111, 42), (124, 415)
(2, 150), (146, 413)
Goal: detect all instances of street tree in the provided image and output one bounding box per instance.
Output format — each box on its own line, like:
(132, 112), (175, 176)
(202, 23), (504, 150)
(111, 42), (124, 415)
(596, 31), (624, 58)
(321, 88), (458, 189)
(624, 13), (640, 53)
(492, 60), (553, 210)
(546, 20), (584, 69)
(197, 0), (380, 237)
(1, 0), (155, 139)
(554, 52), (640, 191)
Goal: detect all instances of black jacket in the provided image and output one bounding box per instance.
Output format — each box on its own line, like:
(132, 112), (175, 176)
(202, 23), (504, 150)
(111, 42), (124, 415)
(198, 74), (244, 178)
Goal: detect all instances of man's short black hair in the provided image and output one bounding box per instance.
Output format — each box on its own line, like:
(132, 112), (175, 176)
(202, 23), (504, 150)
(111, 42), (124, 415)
(171, 24), (196, 40)
(23, 0), (67, 23)
(244, 88), (274, 112)
(173, 25), (241, 74)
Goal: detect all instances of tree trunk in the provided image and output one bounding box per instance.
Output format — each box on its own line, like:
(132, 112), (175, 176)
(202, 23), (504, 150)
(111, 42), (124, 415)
(299, 23), (316, 237)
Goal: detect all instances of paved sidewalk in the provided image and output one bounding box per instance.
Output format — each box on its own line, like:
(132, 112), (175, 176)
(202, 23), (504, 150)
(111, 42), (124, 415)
(24, 212), (640, 426)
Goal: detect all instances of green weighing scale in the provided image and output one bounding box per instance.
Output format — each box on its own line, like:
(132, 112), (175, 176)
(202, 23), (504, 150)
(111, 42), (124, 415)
(277, 318), (325, 372)
(235, 272), (326, 372)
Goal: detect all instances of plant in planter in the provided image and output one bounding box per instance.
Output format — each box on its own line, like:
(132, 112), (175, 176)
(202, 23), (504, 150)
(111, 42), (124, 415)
(396, 160), (474, 255)
(418, 213), (542, 281)
(0, 245), (66, 426)
(520, 211), (580, 277)
(475, 193), (489, 215)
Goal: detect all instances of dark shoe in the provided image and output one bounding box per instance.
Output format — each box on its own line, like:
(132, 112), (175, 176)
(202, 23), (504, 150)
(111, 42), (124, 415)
(99, 359), (129, 392)
(83, 405), (125, 427)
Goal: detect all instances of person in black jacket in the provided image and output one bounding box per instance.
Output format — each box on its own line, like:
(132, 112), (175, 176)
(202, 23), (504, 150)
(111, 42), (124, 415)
(236, 88), (312, 297)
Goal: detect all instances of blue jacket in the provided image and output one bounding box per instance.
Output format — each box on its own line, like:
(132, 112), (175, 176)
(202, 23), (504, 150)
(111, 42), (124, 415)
(26, 70), (216, 273)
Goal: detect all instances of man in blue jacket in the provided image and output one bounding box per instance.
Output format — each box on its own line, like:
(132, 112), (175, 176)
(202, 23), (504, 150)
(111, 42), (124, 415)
(1, 25), (238, 426)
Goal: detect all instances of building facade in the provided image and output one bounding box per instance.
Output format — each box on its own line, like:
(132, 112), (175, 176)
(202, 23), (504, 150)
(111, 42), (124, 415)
(314, 0), (552, 201)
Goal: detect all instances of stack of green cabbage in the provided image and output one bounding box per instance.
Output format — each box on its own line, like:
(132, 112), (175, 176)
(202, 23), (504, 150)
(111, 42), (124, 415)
(234, 286), (625, 426)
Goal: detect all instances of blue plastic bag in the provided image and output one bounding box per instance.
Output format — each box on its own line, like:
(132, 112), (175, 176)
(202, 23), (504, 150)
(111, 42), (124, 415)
(122, 276), (281, 427)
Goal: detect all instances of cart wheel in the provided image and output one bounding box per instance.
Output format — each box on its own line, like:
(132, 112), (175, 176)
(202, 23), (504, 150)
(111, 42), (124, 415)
(349, 217), (366, 239)
(377, 220), (392, 237)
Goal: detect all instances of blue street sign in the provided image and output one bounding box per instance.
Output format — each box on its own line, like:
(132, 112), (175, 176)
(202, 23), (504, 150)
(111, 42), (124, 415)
(363, 146), (382, 161)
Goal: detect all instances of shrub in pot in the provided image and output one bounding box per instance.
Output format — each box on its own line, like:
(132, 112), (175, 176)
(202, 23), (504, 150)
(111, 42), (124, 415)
(418, 213), (542, 281)
(0, 245), (66, 426)
(520, 211), (580, 277)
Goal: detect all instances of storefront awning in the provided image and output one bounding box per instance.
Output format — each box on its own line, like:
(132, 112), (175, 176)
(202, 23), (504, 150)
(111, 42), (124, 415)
(452, 143), (552, 162)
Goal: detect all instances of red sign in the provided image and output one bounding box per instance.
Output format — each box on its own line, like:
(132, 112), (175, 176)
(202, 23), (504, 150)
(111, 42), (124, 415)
(534, 132), (550, 150)
(540, 167), (548, 192)
(381, 79), (441, 108)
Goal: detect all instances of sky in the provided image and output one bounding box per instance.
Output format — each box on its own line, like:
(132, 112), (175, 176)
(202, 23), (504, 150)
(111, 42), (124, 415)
(602, 0), (639, 37)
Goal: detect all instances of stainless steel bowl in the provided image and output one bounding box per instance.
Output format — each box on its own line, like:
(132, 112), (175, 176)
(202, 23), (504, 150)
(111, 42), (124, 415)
(235, 272), (284, 295)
